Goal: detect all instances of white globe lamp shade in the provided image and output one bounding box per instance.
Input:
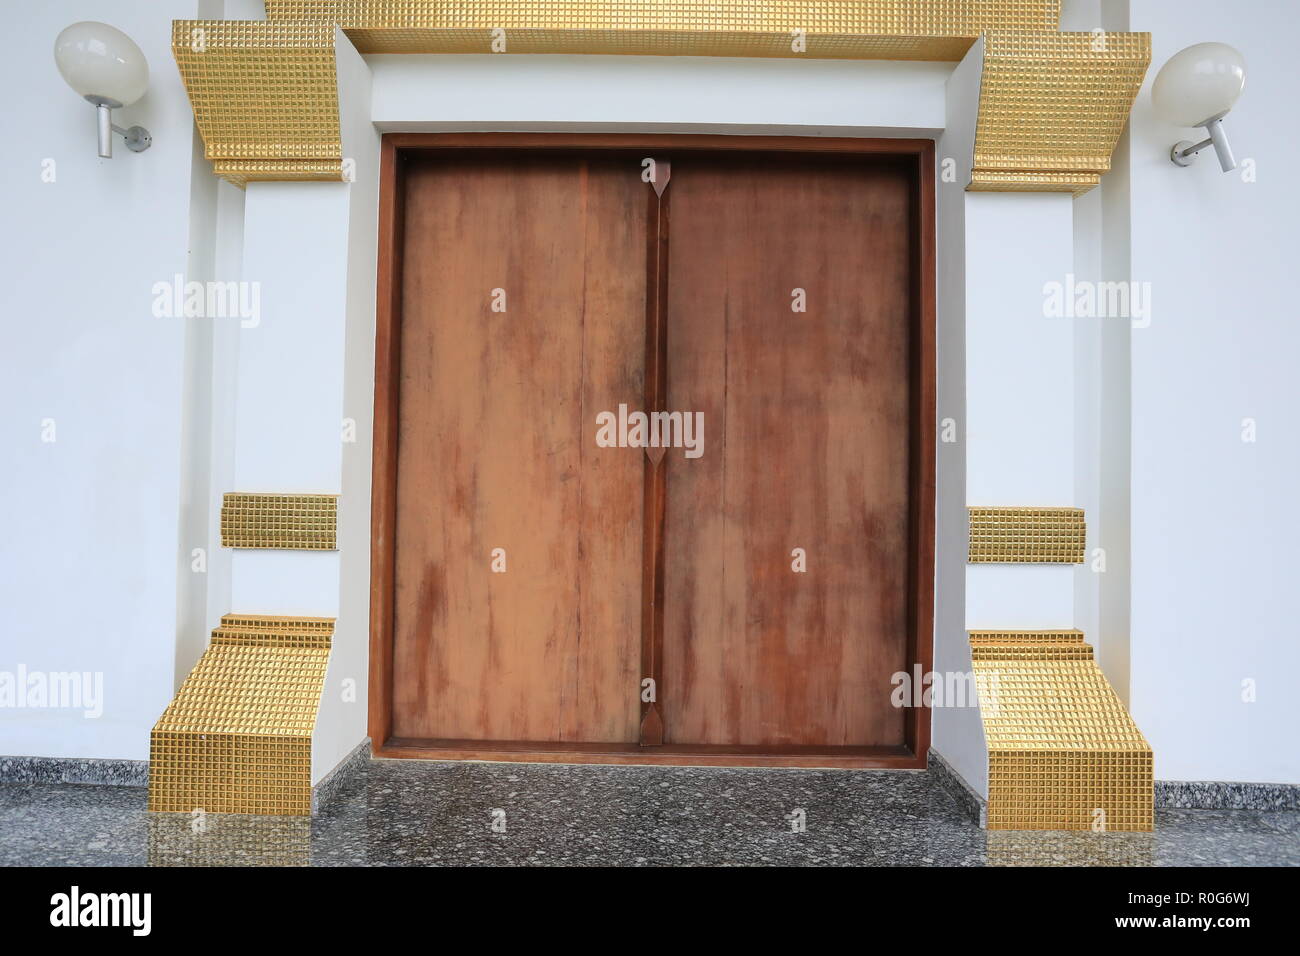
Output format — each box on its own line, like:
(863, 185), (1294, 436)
(1152, 42), (1246, 128)
(54, 21), (149, 108)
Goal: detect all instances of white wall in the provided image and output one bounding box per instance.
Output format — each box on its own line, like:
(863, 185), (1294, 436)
(370, 54), (949, 136)
(0, 0), (205, 760)
(316, 34), (379, 783)
(932, 42), (987, 795)
(1123, 0), (1300, 784)
(6, 0), (1295, 791)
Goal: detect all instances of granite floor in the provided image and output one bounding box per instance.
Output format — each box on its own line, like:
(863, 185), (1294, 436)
(1, 760), (1296, 866)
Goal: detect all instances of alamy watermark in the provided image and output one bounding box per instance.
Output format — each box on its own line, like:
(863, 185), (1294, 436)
(50, 887), (150, 936)
(0, 665), (102, 718)
(151, 274), (261, 328)
(1043, 273), (1152, 328)
(596, 403), (704, 459)
(891, 666), (997, 711)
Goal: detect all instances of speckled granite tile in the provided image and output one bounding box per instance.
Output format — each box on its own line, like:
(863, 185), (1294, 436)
(0, 755), (148, 787)
(0, 782), (149, 866)
(312, 738), (371, 814)
(927, 748), (986, 827)
(1, 761), (1296, 866)
(1157, 780), (1300, 811)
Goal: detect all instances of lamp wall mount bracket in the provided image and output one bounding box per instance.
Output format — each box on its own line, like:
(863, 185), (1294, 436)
(88, 96), (152, 159)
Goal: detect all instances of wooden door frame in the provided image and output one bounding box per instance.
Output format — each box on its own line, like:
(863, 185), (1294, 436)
(369, 132), (936, 769)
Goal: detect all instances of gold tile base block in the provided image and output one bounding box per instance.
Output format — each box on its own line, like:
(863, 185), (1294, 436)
(971, 631), (1153, 831)
(148, 616), (333, 816)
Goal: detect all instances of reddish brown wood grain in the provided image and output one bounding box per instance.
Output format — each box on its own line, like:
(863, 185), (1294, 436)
(371, 134), (935, 768)
(663, 154), (913, 748)
(390, 153), (646, 743)
(368, 135), (404, 752)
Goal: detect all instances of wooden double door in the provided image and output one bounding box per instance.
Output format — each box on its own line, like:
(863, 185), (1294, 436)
(373, 135), (934, 767)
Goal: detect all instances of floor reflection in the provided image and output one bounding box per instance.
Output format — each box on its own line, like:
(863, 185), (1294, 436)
(147, 811), (310, 866)
(985, 830), (1155, 866)
(2, 761), (1295, 866)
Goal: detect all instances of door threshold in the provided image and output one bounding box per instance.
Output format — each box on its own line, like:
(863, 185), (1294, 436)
(378, 738), (924, 769)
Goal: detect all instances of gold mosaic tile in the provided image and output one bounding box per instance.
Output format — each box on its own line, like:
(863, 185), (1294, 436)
(148, 616), (333, 816)
(221, 493), (338, 551)
(171, 20), (343, 187)
(173, 5), (1145, 194)
(264, 1), (1061, 58)
(972, 31), (1151, 196)
(971, 630), (1091, 661)
(971, 633), (1153, 831)
(972, 643), (1095, 662)
(970, 629), (1085, 644)
(213, 160), (347, 188)
(968, 506), (1086, 564)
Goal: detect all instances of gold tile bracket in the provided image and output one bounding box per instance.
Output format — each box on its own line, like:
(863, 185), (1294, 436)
(971, 31), (1151, 197)
(970, 631), (1153, 831)
(171, 19), (344, 187)
(968, 506), (1086, 564)
(172, 3), (1149, 194)
(149, 615), (334, 816)
(221, 492), (339, 551)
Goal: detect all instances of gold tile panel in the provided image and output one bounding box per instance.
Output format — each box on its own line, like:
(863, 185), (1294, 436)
(263, 0), (1062, 58)
(172, 20), (343, 187)
(971, 31), (1151, 196)
(149, 615), (333, 816)
(968, 506), (1086, 564)
(221, 493), (338, 551)
(972, 633), (1153, 831)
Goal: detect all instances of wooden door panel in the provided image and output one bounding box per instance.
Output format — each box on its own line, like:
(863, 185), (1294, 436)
(392, 154), (646, 743)
(662, 155), (914, 747)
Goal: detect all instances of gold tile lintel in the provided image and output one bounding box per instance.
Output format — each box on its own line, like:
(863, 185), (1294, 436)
(171, 4), (1147, 193)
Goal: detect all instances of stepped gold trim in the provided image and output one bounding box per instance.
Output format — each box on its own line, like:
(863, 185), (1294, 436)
(970, 629), (1085, 643)
(971, 632), (1153, 831)
(148, 615), (333, 816)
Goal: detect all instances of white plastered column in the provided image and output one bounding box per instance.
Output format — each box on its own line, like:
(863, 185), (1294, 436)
(934, 39), (1081, 800)
(228, 30), (378, 785)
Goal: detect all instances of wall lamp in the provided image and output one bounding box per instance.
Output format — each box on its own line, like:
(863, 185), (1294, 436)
(1152, 42), (1246, 172)
(54, 22), (152, 159)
